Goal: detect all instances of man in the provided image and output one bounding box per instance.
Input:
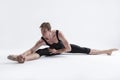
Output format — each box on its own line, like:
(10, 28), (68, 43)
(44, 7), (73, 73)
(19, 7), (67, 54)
(8, 22), (118, 63)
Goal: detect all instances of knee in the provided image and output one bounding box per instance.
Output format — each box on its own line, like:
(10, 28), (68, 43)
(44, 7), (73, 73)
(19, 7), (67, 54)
(89, 50), (96, 55)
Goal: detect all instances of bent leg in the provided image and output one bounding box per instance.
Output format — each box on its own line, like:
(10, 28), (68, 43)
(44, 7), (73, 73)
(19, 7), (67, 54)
(89, 48), (118, 55)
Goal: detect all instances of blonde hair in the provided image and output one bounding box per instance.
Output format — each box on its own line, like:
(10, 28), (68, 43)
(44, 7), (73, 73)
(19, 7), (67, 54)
(40, 22), (51, 30)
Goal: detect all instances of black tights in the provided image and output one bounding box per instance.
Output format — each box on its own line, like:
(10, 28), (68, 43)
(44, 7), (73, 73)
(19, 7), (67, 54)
(36, 44), (91, 56)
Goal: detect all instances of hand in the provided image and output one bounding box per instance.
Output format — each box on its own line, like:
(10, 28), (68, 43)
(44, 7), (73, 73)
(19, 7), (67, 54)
(49, 49), (57, 54)
(17, 55), (25, 63)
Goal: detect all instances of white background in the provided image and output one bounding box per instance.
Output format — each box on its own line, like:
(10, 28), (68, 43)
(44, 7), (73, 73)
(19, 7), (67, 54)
(0, 0), (120, 80)
(0, 0), (120, 51)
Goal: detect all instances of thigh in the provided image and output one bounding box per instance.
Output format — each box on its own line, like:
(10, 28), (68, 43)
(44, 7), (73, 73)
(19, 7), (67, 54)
(35, 48), (60, 56)
(35, 48), (50, 56)
(68, 44), (91, 54)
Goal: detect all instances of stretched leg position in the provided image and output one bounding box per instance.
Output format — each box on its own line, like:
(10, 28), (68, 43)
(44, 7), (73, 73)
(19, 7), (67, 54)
(8, 48), (118, 63)
(68, 44), (118, 55)
(7, 23), (118, 63)
(89, 48), (118, 55)
(7, 48), (52, 63)
(8, 52), (40, 63)
(7, 44), (118, 63)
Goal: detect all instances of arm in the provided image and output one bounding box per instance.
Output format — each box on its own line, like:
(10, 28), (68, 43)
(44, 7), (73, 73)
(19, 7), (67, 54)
(21, 39), (45, 56)
(57, 31), (71, 53)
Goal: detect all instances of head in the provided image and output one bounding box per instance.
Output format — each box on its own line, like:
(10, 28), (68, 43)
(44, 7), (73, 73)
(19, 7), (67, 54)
(40, 22), (51, 38)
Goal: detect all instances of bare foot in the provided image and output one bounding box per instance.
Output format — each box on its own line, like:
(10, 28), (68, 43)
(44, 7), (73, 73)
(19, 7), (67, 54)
(107, 48), (118, 55)
(7, 55), (18, 61)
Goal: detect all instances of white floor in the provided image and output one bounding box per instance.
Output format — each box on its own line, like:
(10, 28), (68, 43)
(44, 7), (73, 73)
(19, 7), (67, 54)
(0, 49), (120, 80)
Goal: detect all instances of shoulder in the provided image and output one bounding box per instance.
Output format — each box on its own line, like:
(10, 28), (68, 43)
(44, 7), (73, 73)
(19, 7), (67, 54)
(51, 30), (57, 33)
(57, 30), (65, 38)
(52, 30), (64, 37)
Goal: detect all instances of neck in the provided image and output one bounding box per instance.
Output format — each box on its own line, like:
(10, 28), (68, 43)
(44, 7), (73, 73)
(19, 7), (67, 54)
(47, 31), (52, 40)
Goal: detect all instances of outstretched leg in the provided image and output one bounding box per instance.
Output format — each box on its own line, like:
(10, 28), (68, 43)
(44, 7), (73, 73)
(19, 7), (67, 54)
(8, 53), (40, 63)
(7, 50), (33, 61)
(7, 49), (41, 63)
(89, 48), (118, 55)
(24, 53), (40, 61)
(17, 53), (40, 63)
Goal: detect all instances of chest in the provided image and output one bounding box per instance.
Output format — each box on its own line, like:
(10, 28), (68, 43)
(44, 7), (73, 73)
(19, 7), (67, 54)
(46, 34), (59, 45)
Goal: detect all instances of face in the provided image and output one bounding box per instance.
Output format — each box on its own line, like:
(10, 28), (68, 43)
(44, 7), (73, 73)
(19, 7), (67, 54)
(40, 28), (50, 38)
